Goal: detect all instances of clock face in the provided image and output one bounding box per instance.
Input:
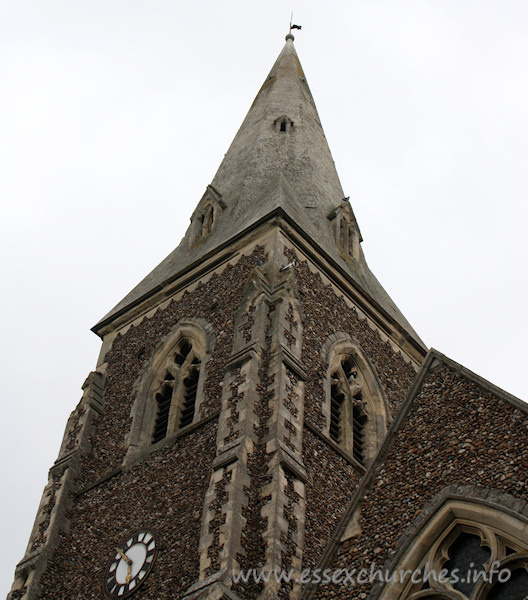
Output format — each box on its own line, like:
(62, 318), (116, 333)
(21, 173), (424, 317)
(104, 531), (158, 598)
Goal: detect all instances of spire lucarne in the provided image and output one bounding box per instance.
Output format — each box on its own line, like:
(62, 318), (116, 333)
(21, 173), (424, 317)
(93, 37), (424, 354)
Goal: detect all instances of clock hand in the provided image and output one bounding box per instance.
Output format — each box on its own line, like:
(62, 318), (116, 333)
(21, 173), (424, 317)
(115, 547), (132, 565)
(115, 547), (133, 584)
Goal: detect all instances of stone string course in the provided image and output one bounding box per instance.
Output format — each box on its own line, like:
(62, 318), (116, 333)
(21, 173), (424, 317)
(315, 363), (528, 600)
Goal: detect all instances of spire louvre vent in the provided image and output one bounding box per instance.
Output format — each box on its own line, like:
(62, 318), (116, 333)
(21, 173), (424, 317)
(191, 185), (226, 245)
(274, 115), (294, 133)
(328, 199), (362, 261)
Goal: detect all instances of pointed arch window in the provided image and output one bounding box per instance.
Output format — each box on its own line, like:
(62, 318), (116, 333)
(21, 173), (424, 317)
(376, 495), (528, 600)
(323, 334), (389, 466)
(151, 338), (202, 444)
(327, 199), (362, 261)
(125, 320), (214, 463)
(404, 526), (528, 600)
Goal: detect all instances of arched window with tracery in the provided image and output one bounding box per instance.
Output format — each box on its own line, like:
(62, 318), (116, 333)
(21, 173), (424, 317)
(323, 334), (389, 466)
(151, 337), (202, 444)
(125, 319), (214, 463)
(377, 495), (528, 600)
(404, 527), (528, 600)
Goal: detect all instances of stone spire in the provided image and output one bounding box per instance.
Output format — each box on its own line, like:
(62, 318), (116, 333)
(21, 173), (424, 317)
(94, 37), (424, 350)
(206, 35), (346, 239)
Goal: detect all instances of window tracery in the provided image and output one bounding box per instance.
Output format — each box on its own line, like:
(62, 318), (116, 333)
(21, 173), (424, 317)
(125, 320), (213, 463)
(378, 497), (528, 600)
(323, 334), (389, 466)
(405, 525), (528, 600)
(150, 338), (202, 444)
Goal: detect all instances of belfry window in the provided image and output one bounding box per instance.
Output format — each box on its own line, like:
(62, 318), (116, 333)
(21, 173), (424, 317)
(150, 338), (202, 445)
(125, 319), (214, 463)
(323, 335), (388, 467)
(330, 355), (368, 464)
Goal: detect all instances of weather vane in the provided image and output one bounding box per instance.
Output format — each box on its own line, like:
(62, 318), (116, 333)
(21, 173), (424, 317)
(289, 12), (302, 36)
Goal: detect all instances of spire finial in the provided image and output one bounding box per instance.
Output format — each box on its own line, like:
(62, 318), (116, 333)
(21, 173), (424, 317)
(287, 13), (301, 41)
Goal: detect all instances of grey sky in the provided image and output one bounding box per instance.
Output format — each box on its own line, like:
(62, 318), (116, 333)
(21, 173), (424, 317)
(1, 1), (527, 593)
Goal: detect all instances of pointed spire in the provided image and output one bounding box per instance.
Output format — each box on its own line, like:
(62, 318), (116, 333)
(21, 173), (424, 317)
(94, 39), (424, 349)
(209, 35), (345, 223)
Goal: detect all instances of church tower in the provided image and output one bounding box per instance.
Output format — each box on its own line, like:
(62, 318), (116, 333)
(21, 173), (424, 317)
(9, 35), (429, 600)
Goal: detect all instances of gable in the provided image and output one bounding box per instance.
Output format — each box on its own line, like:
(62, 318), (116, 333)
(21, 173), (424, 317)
(308, 349), (528, 599)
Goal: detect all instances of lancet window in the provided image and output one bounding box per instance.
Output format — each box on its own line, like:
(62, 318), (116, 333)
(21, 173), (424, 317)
(330, 355), (368, 464)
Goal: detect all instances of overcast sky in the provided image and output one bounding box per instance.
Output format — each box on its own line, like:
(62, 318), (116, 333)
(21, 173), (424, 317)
(1, 1), (527, 594)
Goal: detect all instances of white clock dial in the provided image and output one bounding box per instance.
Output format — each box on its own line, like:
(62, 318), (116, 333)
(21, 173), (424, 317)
(105, 531), (158, 599)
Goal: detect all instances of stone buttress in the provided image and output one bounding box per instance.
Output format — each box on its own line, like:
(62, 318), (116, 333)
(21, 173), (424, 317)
(184, 254), (307, 600)
(8, 373), (104, 600)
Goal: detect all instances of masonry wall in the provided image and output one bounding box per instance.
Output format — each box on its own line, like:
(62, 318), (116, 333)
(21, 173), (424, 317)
(302, 429), (360, 570)
(25, 240), (425, 600)
(285, 251), (418, 572)
(314, 362), (528, 600)
(79, 252), (266, 489)
(34, 252), (265, 598)
(39, 421), (217, 600)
